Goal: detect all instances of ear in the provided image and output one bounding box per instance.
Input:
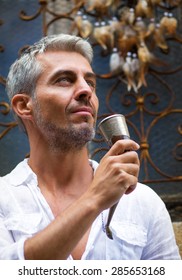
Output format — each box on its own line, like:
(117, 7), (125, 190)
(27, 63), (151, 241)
(11, 94), (33, 121)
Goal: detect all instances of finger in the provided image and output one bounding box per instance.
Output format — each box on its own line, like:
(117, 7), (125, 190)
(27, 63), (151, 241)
(125, 184), (137, 195)
(116, 150), (140, 165)
(108, 160), (139, 176)
(122, 172), (138, 195)
(120, 163), (140, 177)
(118, 150), (140, 161)
(117, 170), (138, 195)
(110, 162), (139, 195)
(105, 139), (140, 157)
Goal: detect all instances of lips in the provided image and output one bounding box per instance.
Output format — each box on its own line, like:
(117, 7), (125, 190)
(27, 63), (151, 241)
(71, 106), (94, 116)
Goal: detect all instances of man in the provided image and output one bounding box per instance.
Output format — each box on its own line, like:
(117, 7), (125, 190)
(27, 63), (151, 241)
(0, 34), (180, 260)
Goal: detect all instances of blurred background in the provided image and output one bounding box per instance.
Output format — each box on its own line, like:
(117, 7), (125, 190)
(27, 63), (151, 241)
(0, 0), (182, 222)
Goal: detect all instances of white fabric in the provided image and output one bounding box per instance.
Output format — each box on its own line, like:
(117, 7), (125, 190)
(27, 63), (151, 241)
(0, 159), (180, 260)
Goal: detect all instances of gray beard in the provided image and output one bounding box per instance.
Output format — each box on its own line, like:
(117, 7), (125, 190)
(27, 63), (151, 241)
(34, 104), (95, 153)
(39, 121), (95, 153)
(33, 102), (95, 153)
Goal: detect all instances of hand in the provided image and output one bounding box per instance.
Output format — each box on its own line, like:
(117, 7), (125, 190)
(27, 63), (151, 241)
(89, 139), (140, 210)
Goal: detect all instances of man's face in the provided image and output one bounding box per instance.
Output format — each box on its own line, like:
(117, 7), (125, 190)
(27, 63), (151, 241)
(32, 51), (99, 152)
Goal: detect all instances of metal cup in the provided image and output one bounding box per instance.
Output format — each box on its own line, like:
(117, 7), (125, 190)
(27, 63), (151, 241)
(98, 114), (130, 146)
(98, 114), (130, 239)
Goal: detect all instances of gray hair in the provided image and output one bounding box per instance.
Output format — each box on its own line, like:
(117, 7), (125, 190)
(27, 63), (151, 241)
(6, 34), (93, 132)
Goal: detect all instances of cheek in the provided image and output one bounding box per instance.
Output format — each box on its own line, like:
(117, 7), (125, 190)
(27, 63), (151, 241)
(33, 94), (68, 124)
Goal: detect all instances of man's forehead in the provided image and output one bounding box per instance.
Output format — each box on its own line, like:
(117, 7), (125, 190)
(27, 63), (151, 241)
(36, 50), (88, 62)
(36, 51), (95, 83)
(38, 50), (91, 67)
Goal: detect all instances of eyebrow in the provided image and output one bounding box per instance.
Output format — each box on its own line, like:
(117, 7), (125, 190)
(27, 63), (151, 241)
(84, 72), (97, 80)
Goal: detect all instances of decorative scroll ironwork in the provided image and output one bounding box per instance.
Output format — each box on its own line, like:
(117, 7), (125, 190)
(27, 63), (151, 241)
(0, 93), (18, 140)
(0, 0), (182, 186)
(0, 19), (4, 53)
(91, 74), (182, 184)
(0, 16), (18, 141)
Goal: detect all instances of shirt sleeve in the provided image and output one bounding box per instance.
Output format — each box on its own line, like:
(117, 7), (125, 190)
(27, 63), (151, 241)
(0, 212), (25, 260)
(0, 177), (26, 260)
(0, 209), (25, 260)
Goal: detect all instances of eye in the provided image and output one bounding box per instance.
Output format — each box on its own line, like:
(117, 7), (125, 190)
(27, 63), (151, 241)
(86, 80), (96, 91)
(55, 76), (73, 86)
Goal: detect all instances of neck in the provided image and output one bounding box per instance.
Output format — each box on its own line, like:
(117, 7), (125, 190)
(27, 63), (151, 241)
(28, 142), (92, 193)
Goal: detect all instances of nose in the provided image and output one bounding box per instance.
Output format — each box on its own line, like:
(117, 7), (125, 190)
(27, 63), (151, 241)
(74, 78), (93, 101)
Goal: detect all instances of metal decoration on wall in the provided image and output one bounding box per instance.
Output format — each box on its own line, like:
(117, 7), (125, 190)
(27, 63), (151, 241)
(0, 0), (182, 187)
(19, 0), (182, 90)
(91, 76), (182, 184)
(0, 19), (4, 53)
(0, 16), (18, 142)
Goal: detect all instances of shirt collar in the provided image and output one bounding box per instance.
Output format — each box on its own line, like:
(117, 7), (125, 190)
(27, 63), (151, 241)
(4, 158), (99, 187)
(4, 158), (37, 187)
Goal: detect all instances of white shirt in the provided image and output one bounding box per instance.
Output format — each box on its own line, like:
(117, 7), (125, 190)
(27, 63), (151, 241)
(0, 159), (180, 260)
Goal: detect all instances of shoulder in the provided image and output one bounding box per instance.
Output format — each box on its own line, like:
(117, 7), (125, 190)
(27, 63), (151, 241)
(122, 182), (166, 213)
(113, 181), (168, 228)
(131, 181), (163, 201)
